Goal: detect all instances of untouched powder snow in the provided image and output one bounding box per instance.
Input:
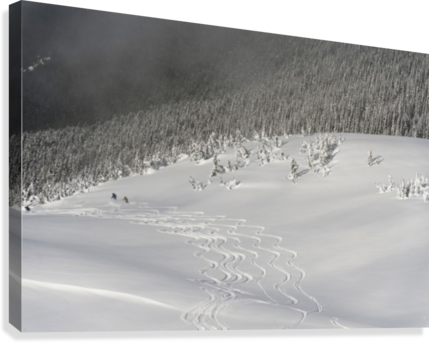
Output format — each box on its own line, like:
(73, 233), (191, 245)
(16, 133), (429, 331)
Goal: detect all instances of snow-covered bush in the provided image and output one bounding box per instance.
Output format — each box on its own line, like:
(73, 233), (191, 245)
(298, 133), (343, 177)
(375, 183), (387, 193)
(236, 145), (251, 160)
(320, 165), (331, 178)
(279, 151), (287, 161)
(300, 141), (309, 154)
(223, 177), (240, 190)
(257, 145), (270, 166)
(387, 174), (396, 192)
(376, 173), (429, 202)
(189, 176), (206, 191)
(397, 179), (411, 199)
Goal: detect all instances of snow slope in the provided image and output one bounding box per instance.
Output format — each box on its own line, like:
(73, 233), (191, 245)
(17, 133), (429, 331)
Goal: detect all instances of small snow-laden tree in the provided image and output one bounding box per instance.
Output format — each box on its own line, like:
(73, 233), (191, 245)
(376, 174), (395, 194)
(368, 150), (373, 166)
(375, 183), (387, 193)
(202, 145), (212, 161)
(307, 154), (313, 169)
(414, 181), (421, 197)
(194, 146), (204, 164)
(210, 154), (225, 177)
(415, 173), (429, 191)
(216, 162), (226, 174)
(414, 173), (422, 195)
(207, 132), (219, 153)
(149, 157), (158, 171)
(397, 179), (411, 199)
(409, 178), (416, 197)
(256, 147), (262, 166)
(405, 180), (411, 198)
(189, 176), (205, 191)
(397, 180), (404, 198)
(260, 127), (266, 141)
(235, 155), (245, 169)
(320, 165), (331, 178)
(227, 160), (234, 172)
(234, 129), (247, 146)
(300, 141), (309, 154)
(236, 145), (251, 160)
(288, 158), (299, 184)
(257, 145), (269, 166)
(224, 177), (240, 190)
(189, 176), (197, 190)
(210, 166), (217, 177)
(253, 130), (260, 141)
(308, 144), (314, 157)
(387, 174), (396, 192)
(423, 191), (429, 203)
(319, 150), (328, 167)
(222, 134), (234, 152)
(169, 146), (180, 164)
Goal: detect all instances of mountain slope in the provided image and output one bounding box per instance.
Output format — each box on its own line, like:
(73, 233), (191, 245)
(18, 133), (429, 331)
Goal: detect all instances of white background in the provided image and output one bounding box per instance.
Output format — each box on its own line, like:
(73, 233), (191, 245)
(0, 2), (427, 343)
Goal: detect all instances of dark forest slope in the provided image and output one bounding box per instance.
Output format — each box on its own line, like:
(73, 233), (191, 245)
(11, 28), (429, 206)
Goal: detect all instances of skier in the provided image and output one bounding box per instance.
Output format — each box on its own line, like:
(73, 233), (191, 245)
(111, 193), (117, 200)
(25, 206), (31, 212)
(123, 196), (129, 204)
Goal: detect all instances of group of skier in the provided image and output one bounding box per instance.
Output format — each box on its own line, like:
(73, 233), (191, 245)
(110, 193), (128, 204)
(111, 193), (129, 203)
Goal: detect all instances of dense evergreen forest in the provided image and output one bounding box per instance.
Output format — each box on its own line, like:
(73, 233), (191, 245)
(10, 32), (429, 207)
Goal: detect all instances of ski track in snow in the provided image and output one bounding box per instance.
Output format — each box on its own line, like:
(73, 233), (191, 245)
(32, 202), (343, 330)
(331, 317), (349, 329)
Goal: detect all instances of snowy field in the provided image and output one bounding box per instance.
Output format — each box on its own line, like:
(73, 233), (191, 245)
(15, 133), (429, 332)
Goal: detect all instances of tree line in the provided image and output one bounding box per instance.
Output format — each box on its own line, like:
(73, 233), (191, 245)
(10, 36), (429, 206)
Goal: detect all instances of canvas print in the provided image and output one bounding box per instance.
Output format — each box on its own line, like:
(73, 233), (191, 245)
(9, 1), (429, 332)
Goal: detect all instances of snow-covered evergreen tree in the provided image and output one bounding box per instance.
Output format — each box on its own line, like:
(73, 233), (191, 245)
(368, 150), (373, 166)
(288, 158), (299, 184)
(189, 176), (205, 191)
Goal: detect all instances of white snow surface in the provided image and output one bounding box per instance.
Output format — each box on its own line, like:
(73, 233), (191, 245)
(16, 133), (429, 332)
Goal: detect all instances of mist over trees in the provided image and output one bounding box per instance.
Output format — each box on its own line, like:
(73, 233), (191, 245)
(10, 3), (429, 206)
(18, 1), (429, 136)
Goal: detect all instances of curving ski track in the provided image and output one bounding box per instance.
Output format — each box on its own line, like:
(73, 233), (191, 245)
(36, 202), (344, 330)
